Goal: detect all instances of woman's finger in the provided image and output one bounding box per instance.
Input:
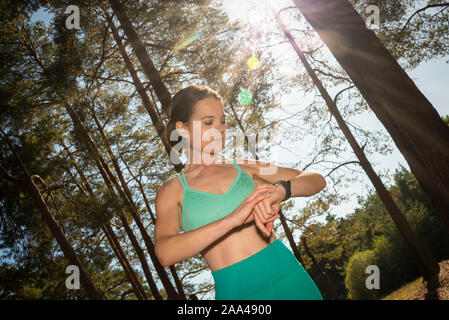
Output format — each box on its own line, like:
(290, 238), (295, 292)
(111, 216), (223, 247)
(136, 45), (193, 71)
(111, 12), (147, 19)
(263, 214), (279, 236)
(265, 213), (280, 224)
(265, 220), (274, 236)
(255, 197), (273, 220)
(253, 210), (270, 237)
(261, 197), (274, 217)
(242, 209), (255, 224)
(253, 203), (264, 220)
(260, 200), (273, 221)
(246, 186), (275, 202)
(245, 194), (271, 217)
(258, 214), (280, 236)
(249, 192), (271, 206)
(258, 213), (280, 224)
(272, 203), (280, 216)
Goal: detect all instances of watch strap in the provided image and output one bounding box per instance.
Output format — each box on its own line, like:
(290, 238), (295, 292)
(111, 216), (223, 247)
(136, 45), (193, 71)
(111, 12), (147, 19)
(273, 180), (291, 201)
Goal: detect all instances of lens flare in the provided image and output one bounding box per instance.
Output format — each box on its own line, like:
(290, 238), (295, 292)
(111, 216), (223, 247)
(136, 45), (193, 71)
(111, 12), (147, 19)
(238, 89), (253, 105)
(173, 24), (210, 52)
(247, 56), (260, 69)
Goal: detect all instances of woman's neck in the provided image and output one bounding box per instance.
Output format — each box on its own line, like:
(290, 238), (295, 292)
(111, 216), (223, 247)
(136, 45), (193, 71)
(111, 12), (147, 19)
(183, 151), (226, 172)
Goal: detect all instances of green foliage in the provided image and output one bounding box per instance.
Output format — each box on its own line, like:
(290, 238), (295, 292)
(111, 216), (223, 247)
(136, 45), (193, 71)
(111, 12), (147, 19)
(19, 287), (43, 299)
(301, 165), (449, 299)
(344, 249), (379, 300)
(372, 234), (402, 295)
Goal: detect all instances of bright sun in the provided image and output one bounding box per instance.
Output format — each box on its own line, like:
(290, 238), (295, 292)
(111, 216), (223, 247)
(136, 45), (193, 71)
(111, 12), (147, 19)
(220, 0), (281, 28)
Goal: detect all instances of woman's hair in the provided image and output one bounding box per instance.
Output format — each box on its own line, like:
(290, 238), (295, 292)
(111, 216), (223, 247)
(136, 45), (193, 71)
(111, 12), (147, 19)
(164, 84), (223, 161)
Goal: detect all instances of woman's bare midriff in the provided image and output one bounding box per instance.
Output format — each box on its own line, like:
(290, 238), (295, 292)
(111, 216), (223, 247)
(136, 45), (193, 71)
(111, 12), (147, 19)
(201, 222), (277, 272)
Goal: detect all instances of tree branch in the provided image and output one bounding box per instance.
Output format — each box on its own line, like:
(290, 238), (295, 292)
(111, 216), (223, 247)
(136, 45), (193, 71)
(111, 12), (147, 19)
(401, 3), (449, 32)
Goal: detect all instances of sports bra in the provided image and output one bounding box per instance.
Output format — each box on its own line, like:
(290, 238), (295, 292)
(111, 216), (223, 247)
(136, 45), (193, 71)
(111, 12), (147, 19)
(176, 159), (256, 232)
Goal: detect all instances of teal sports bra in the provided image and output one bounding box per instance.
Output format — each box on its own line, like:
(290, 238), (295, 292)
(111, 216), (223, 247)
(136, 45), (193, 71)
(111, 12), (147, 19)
(176, 159), (256, 232)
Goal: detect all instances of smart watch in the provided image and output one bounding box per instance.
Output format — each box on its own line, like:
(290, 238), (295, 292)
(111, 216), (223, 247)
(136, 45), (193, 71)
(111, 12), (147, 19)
(273, 180), (291, 201)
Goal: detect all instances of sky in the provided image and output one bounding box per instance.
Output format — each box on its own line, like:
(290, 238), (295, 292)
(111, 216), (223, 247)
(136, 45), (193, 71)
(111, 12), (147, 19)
(27, 2), (449, 299)
(220, 0), (449, 221)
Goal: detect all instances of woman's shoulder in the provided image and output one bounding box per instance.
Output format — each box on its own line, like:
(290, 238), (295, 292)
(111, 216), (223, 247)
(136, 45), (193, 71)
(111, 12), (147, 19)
(156, 173), (183, 203)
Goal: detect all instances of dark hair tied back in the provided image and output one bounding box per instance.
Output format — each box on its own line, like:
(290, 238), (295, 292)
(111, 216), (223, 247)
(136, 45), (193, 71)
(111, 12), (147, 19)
(164, 85), (223, 163)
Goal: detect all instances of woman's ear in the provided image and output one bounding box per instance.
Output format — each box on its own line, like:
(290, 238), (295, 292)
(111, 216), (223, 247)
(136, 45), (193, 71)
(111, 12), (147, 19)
(175, 121), (190, 139)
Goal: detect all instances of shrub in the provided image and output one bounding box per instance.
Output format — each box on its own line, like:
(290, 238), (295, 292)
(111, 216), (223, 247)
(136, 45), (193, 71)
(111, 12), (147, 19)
(344, 250), (380, 299)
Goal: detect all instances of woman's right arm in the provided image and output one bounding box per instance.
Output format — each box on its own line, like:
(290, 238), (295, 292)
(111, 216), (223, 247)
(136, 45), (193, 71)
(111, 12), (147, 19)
(154, 179), (276, 267)
(154, 178), (235, 267)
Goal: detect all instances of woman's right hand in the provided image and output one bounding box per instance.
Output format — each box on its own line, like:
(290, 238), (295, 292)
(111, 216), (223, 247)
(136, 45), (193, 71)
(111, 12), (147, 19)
(227, 184), (278, 230)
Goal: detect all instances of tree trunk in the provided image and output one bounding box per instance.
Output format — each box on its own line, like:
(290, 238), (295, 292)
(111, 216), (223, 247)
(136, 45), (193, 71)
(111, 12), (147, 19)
(65, 104), (172, 299)
(0, 136), (105, 300)
(61, 142), (148, 299)
(301, 236), (337, 300)
(103, 223), (147, 299)
(119, 158), (187, 298)
(278, 209), (305, 266)
(121, 158), (156, 224)
(291, 0), (449, 232)
(108, 0), (172, 116)
(272, 7), (441, 294)
(89, 107), (187, 299)
(104, 10), (183, 172)
(105, 9), (191, 298)
(26, 176), (106, 300)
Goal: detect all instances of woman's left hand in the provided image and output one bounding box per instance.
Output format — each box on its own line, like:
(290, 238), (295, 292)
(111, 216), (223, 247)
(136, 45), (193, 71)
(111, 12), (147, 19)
(252, 185), (284, 237)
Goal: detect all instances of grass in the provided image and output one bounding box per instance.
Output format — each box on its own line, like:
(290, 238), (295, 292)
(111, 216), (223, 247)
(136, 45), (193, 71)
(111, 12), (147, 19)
(381, 277), (423, 300)
(380, 259), (449, 300)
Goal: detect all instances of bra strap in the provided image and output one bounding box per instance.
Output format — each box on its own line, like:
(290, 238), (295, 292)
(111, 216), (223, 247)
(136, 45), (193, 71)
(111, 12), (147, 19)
(178, 161), (240, 189)
(232, 159), (243, 172)
(180, 169), (190, 190)
(176, 170), (188, 190)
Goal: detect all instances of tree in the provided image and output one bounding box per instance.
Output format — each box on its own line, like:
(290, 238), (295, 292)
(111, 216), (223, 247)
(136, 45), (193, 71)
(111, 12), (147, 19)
(271, 5), (440, 297)
(292, 0), (449, 235)
(0, 131), (105, 300)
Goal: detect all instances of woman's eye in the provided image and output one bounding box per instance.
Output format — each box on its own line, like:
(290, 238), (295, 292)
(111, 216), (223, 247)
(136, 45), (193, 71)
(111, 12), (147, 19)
(204, 120), (226, 125)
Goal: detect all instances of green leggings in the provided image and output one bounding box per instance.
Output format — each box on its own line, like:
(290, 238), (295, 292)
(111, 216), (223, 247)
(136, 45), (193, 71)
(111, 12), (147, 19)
(211, 239), (324, 300)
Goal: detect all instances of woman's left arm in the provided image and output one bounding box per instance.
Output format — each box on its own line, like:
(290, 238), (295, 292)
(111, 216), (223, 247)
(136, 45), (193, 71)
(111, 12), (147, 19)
(243, 158), (327, 199)
(280, 170), (327, 199)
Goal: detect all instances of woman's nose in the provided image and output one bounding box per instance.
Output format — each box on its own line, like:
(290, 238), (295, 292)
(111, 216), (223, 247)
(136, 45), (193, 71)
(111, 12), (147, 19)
(217, 122), (226, 133)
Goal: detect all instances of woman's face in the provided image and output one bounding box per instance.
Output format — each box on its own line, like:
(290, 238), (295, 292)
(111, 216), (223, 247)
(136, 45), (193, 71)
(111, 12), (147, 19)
(177, 97), (226, 162)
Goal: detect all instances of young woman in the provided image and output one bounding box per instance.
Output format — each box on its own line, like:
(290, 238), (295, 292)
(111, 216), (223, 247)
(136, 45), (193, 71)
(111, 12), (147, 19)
(155, 84), (326, 300)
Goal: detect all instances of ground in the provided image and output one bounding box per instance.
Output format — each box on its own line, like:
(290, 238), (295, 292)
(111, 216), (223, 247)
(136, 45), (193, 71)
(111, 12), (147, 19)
(381, 259), (449, 300)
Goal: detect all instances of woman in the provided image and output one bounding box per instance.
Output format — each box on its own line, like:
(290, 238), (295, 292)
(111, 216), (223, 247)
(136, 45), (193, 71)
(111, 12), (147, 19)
(155, 84), (326, 300)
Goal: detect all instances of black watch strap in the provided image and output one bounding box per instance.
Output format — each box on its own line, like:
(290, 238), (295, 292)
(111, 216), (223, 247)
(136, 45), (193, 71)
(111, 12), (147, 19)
(273, 180), (291, 201)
